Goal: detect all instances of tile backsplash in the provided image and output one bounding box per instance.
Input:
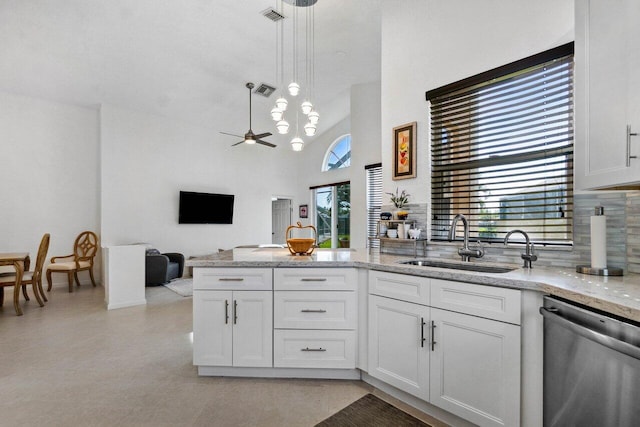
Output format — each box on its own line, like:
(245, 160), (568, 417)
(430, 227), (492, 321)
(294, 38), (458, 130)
(379, 192), (640, 274)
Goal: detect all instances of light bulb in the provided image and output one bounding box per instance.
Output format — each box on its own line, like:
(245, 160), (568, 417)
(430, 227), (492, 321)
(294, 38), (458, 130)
(244, 137), (256, 145)
(307, 110), (319, 125)
(301, 100), (313, 115)
(304, 122), (316, 136)
(275, 97), (288, 111)
(270, 107), (283, 121)
(276, 120), (290, 134)
(288, 82), (300, 96)
(290, 136), (304, 151)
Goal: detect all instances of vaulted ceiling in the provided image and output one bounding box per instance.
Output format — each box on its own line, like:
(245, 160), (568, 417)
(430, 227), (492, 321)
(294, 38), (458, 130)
(0, 0), (381, 148)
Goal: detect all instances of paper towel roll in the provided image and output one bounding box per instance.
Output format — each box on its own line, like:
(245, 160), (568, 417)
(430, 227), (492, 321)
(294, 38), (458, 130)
(590, 214), (607, 269)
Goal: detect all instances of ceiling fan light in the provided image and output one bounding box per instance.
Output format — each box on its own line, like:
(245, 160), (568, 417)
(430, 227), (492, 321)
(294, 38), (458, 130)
(275, 97), (288, 111)
(301, 100), (313, 115)
(307, 110), (319, 125)
(270, 107), (283, 121)
(288, 82), (300, 96)
(291, 137), (304, 152)
(245, 137), (256, 145)
(276, 120), (290, 134)
(304, 122), (316, 136)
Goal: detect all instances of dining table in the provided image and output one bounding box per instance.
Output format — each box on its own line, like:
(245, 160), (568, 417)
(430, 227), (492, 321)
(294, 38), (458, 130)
(0, 252), (30, 316)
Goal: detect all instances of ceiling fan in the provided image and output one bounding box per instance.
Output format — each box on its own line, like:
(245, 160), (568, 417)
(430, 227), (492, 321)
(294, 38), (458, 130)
(220, 82), (276, 148)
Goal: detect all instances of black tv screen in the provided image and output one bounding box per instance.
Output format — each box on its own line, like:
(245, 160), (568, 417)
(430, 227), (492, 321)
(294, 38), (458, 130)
(179, 191), (234, 224)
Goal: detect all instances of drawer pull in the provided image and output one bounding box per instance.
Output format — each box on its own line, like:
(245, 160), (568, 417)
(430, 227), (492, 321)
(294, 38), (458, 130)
(225, 300), (229, 324)
(233, 300), (238, 324)
(300, 278), (328, 282)
(421, 317), (426, 348)
(301, 309), (327, 313)
(219, 278), (244, 282)
(431, 321), (437, 351)
(301, 347), (326, 352)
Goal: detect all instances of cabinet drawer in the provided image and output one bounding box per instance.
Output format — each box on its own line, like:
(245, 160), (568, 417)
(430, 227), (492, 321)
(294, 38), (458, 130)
(273, 330), (356, 369)
(193, 268), (272, 291)
(430, 279), (521, 324)
(368, 270), (430, 305)
(274, 268), (357, 291)
(274, 291), (356, 330)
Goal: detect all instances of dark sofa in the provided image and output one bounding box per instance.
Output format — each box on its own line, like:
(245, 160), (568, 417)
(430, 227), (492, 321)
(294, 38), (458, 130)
(145, 248), (185, 286)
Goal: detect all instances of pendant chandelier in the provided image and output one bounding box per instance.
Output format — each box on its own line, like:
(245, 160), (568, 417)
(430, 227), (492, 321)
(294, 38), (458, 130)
(270, 0), (320, 151)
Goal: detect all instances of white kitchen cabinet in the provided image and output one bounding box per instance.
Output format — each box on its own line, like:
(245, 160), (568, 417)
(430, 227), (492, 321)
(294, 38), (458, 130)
(368, 294), (430, 400)
(368, 270), (522, 426)
(193, 267), (273, 367)
(430, 307), (521, 427)
(575, 0), (640, 189)
(273, 267), (358, 370)
(193, 290), (272, 367)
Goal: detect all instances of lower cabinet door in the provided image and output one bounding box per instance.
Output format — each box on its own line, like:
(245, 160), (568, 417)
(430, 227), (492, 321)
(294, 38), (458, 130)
(430, 308), (521, 427)
(368, 295), (429, 400)
(193, 290), (233, 366)
(273, 329), (356, 369)
(232, 291), (273, 367)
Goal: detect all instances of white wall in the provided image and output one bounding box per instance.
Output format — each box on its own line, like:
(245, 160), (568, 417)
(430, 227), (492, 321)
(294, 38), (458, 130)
(380, 0), (574, 212)
(293, 81), (382, 249)
(0, 92), (100, 280)
(99, 104), (300, 257)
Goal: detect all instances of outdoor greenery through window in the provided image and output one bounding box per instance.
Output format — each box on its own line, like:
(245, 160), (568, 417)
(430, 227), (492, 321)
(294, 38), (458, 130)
(314, 182), (350, 248)
(427, 43), (574, 246)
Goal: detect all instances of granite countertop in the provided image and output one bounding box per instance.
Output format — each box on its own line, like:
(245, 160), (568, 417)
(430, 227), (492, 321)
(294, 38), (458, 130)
(187, 247), (640, 322)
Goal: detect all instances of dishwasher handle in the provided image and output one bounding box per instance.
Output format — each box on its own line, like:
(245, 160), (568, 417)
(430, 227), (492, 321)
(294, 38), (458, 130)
(540, 307), (640, 360)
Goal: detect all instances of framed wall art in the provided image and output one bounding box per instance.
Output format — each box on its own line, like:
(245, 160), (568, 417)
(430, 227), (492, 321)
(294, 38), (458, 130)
(299, 204), (308, 218)
(392, 122), (417, 180)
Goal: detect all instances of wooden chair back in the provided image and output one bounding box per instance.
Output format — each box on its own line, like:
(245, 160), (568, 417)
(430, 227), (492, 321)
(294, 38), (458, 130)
(32, 233), (50, 283)
(74, 231), (98, 263)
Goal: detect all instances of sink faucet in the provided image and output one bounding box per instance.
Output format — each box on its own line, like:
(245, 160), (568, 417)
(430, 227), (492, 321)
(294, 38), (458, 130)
(504, 229), (538, 268)
(448, 214), (484, 262)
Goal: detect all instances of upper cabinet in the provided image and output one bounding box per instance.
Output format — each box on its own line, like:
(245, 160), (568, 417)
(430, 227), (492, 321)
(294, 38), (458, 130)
(575, 0), (640, 190)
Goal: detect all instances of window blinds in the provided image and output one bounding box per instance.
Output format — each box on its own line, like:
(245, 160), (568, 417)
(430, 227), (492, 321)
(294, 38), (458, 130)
(366, 163), (382, 248)
(428, 48), (574, 245)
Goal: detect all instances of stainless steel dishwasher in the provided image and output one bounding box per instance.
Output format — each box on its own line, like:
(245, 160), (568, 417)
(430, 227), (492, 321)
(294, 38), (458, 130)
(540, 296), (640, 427)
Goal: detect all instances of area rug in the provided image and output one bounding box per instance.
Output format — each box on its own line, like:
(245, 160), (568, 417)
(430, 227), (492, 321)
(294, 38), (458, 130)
(163, 278), (193, 297)
(315, 394), (432, 427)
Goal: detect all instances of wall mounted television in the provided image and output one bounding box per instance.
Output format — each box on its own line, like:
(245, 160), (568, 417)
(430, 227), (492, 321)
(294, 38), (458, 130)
(179, 191), (234, 224)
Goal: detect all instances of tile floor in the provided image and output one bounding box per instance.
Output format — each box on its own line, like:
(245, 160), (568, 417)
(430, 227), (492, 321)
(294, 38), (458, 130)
(0, 283), (446, 426)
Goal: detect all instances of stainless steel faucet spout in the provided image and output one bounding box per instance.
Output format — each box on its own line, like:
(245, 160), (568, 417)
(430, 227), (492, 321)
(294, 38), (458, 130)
(504, 229), (537, 268)
(448, 214), (484, 262)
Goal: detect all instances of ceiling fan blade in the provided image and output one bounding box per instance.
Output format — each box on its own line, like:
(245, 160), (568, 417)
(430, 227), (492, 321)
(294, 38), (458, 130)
(231, 140), (245, 146)
(254, 132), (273, 139)
(256, 139), (276, 148)
(220, 131), (244, 138)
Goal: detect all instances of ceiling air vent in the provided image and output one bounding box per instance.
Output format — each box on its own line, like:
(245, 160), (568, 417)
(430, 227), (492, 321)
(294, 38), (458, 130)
(261, 8), (285, 22)
(254, 83), (276, 98)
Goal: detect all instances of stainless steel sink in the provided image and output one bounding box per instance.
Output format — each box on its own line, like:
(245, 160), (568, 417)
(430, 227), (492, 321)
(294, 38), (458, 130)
(399, 259), (517, 273)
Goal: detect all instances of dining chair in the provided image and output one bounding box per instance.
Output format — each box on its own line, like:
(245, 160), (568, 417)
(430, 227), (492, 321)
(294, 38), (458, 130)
(0, 233), (50, 311)
(46, 231), (99, 293)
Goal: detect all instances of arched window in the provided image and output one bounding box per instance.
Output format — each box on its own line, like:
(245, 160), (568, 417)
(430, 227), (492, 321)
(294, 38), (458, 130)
(322, 134), (351, 171)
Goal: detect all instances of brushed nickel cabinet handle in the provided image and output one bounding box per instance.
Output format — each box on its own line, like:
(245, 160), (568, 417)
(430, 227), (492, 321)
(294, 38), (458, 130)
(627, 125), (638, 167)
(300, 278), (327, 282)
(431, 321), (437, 351)
(233, 300), (238, 324)
(219, 278), (244, 282)
(301, 347), (326, 352)
(301, 309), (327, 313)
(225, 300), (229, 324)
(421, 317), (426, 348)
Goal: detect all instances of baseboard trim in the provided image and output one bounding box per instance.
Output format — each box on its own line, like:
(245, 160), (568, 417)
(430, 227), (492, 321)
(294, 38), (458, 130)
(197, 366), (361, 380)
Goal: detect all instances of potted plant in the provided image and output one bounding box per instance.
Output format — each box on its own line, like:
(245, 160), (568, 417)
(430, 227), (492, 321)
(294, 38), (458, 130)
(386, 188), (410, 219)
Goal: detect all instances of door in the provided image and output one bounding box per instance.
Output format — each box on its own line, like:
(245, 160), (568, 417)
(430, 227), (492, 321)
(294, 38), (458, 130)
(232, 291), (273, 367)
(368, 294), (429, 400)
(314, 183), (350, 248)
(272, 199), (291, 244)
(430, 308), (521, 427)
(193, 290), (233, 366)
